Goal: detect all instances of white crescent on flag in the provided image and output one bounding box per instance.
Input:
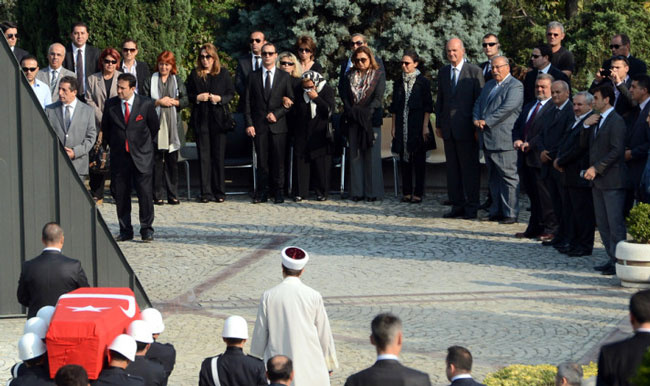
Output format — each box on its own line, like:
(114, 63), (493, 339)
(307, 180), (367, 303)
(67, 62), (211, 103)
(58, 293), (137, 318)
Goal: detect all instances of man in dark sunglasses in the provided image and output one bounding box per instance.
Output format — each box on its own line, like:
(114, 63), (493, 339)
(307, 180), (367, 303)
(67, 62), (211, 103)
(120, 38), (150, 94)
(601, 34), (647, 78)
(235, 30), (267, 112)
(1, 20), (29, 64)
(480, 33), (500, 82)
(523, 44), (571, 105)
(545, 21), (574, 78)
(21, 55), (51, 109)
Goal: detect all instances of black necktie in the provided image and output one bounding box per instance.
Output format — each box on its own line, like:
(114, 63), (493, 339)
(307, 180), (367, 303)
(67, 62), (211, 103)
(254, 56), (260, 71)
(76, 49), (84, 94)
(264, 70), (271, 99)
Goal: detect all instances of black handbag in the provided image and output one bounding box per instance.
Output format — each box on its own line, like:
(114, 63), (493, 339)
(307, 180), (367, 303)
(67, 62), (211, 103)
(422, 121), (437, 151)
(89, 136), (110, 173)
(221, 104), (236, 132)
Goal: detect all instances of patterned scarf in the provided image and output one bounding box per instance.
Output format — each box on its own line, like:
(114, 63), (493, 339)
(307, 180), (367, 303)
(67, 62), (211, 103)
(302, 70), (327, 119)
(402, 69), (420, 161)
(349, 68), (378, 105)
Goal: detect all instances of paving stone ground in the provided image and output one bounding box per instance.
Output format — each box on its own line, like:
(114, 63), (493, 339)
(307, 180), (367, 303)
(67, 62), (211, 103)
(0, 192), (636, 385)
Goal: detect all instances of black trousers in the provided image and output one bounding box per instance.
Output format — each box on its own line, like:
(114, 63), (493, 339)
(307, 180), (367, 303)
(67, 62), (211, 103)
(254, 131), (287, 198)
(400, 149), (426, 197)
(153, 150), (179, 201)
(295, 152), (331, 198)
(195, 128), (226, 200)
(112, 156), (154, 237)
(544, 167), (570, 243)
(519, 162), (543, 236)
(568, 186), (595, 251)
(443, 139), (480, 215)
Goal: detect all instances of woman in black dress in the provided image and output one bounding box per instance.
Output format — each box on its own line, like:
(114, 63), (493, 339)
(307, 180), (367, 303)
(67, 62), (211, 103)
(293, 70), (335, 201)
(389, 50), (433, 203)
(186, 43), (235, 203)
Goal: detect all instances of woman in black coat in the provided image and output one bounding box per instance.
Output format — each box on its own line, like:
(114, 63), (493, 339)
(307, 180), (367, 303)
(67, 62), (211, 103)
(390, 50), (433, 203)
(293, 70), (336, 201)
(186, 43), (235, 203)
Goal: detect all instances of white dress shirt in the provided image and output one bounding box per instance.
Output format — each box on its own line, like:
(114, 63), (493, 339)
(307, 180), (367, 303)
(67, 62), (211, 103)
(31, 79), (52, 109)
(263, 66), (277, 89)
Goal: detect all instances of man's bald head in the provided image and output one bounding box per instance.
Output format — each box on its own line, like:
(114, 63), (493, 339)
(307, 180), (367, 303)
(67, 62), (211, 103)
(446, 38), (465, 66)
(267, 355), (293, 384)
(42, 222), (64, 246)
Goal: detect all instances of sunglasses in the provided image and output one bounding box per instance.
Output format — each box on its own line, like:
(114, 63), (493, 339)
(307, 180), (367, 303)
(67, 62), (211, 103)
(401, 61), (413, 66)
(482, 42), (497, 47)
(104, 59), (117, 64)
(6, 33), (17, 39)
(353, 57), (368, 64)
(610, 44), (622, 49)
(21, 67), (37, 72)
(531, 54), (541, 59)
(546, 32), (560, 37)
(199, 54), (212, 59)
(280, 61), (295, 66)
(351, 41), (364, 47)
(122, 47), (136, 53)
(261, 51), (275, 56)
(250, 38), (262, 44)
(298, 48), (311, 53)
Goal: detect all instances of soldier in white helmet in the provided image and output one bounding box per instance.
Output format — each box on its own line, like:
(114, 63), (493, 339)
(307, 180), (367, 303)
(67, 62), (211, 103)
(251, 247), (338, 386)
(198, 315), (266, 386)
(141, 308), (175, 380)
(8, 333), (53, 386)
(125, 320), (166, 386)
(10, 316), (49, 379)
(93, 334), (144, 386)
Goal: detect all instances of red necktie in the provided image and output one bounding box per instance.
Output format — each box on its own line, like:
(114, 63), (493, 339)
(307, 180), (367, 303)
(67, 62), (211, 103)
(124, 101), (130, 152)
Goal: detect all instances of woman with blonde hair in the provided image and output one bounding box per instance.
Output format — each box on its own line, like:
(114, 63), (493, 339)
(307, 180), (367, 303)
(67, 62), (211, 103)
(186, 43), (235, 203)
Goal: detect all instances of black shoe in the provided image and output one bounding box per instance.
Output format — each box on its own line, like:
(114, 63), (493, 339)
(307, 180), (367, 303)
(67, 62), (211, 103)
(141, 233), (154, 243)
(463, 213), (478, 219)
(594, 262), (614, 271)
(294, 196), (303, 202)
(154, 199), (165, 206)
(351, 196), (363, 202)
(480, 215), (503, 222)
(168, 198), (180, 205)
(443, 210), (464, 219)
(366, 197), (377, 202)
(316, 195), (327, 201)
(499, 217), (517, 224)
(555, 245), (571, 254)
(601, 266), (616, 275)
(274, 195), (285, 204)
(199, 197), (210, 203)
(253, 195), (268, 204)
(568, 249), (592, 257)
(115, 234), (133, 242)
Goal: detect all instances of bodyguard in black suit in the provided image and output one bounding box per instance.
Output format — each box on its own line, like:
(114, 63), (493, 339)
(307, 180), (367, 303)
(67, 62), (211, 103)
(523, 44), (571, 106)
(102, 73), (160, 242)
(235, 31), (266, 112)
(445, 346), (486, 386)
(582, 85), (628, 275)
(120, 39), (151, 94)
(436, 38), (485, 218)
(245, 42), (294, 203)
(597, 290), (650, 386)
(554, 92), (596, 256)
(589, 56), (636, 123)
(479, 33), (500, 82)
(624, 74), (650, 214)
(17, 223), (89, 318)
(63, 22), (101, 101)
(603, 34), (647, 78)
(1, 21), (29, 64)
(345, 313), (431, 386)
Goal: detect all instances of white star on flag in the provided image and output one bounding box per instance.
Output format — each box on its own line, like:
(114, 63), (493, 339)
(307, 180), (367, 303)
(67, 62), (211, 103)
(67, 305), (111, 312)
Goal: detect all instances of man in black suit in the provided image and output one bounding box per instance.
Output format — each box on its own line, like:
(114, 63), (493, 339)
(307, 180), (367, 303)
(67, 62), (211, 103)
(16, 223), (89, 317)
(235, 30), (266, 112)
(554, 91), (596, 257)
(245, 42), (294, 203)
(436, 38), (485, 219)
(120, 39), (150, 94)
(63, 22), (101, 102)
(102, 73), (160, 242)
(597, 289), (650, 386)
(513, 74), (557, 240)
(603, 34), (647, 78)
(583, 85), (628, 276)
(344, 313), (431, 386)
(624, 74), (650, 214)
(479, 33), (500, 82)
(523, 44), (571, 105)
(589, 56), (635, 123)
(266, 355), (293, 386)
(534, 80), (574, 250)
(1, 21), (28, 64)
(445, 346), (485, 386)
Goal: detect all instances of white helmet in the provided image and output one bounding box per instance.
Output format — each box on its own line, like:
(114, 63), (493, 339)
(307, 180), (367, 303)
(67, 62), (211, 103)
(127, 320), (154, 344)
(36, 306), (56, 326)
(222, 315), (249, 339)
(140, 308), (165, 334)
(108, 334), (136, 362)
(23, 317), (48, 340)
(18, 333), (46, 361)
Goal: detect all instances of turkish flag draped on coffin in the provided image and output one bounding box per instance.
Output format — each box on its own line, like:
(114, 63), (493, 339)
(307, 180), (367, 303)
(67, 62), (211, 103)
(46, 287), (141, 379)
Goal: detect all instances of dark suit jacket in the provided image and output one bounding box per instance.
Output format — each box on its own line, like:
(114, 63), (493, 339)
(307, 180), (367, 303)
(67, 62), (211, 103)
(126, 356), (166, 386)
(12, 46), (28, 64)
(344, 359), (431, 386)
(588, 78), (636, 123)
(121, 61), (151, 94)
(186, 69), (235, 133)
(235, 54), (254, 111)
(480, 61), (493, 82)
(244, 68), (294, 134)
(450, 377), (486, 386)
(556, 112), (594, 187)
(146, 342), (176, 379)
(390, 73), (433, 155)
(435, 62), (485, 141)
(338, 56), (386, 126)
(596, 331), (650, 386)
(535, 101), (575, 176)
(625, 102), (650, 186)
(603, 55), (648, 78)
(512, 100), (556, 168)
(63, 44), (101, 89)
(523, 65), (571, 105)
(17, 250), (89, 317)
(588, 109), (628, 190)
(101, 94), (160, 174)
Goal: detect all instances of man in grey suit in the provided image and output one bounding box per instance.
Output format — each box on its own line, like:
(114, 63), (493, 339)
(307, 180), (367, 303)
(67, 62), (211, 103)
(45, 76), (97, 176)
(436, 38), (485, 219)
(344, 313), (431, 386)
(473, 56), (524, 224)
(583, 85), (628, 276)
(36, 43), (75, 102)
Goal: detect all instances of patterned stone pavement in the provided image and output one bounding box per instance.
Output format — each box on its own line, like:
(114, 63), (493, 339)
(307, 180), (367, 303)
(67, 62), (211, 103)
(0, 193), (636, 385)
